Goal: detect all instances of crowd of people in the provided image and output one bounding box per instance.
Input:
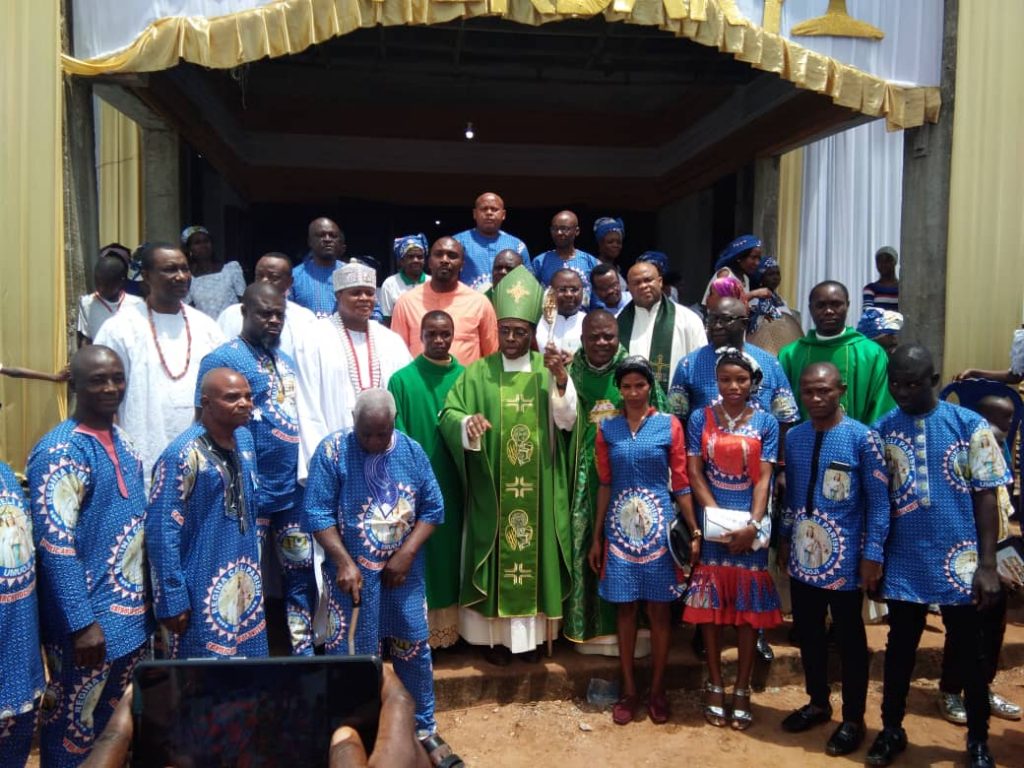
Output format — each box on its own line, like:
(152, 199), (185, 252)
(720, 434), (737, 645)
(0, 190), (1019, 768)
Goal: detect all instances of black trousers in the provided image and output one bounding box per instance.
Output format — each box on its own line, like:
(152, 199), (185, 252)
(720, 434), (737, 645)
(940, 591), (1007, 692)
(882, 600), (991, 743)
(790, 579), (869, 722)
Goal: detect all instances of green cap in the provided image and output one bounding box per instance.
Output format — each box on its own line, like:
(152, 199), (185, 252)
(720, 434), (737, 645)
(493, 265), (543, 324)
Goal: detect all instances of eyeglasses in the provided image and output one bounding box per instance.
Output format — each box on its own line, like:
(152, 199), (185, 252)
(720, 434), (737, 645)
(498, 326), (531, 340)
(554, 286), (581, 295)
(707, 313), (747, 327)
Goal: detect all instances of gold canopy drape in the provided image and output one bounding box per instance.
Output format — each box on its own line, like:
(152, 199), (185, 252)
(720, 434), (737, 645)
(942, 0), (1024, 380)
(97, 100), (144, 249)
(1, 0), (67, 467)
(61, 0), (939, 130)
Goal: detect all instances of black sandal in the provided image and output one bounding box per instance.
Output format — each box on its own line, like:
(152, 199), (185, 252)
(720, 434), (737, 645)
(419, 733), (465, 768)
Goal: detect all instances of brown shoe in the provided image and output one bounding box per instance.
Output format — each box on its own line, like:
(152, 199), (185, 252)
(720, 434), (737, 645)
(612, 694), (640, 725)
(648, 692), (670, 724)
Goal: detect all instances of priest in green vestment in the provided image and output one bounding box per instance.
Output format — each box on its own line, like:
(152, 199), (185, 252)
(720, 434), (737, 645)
(564, 310), (669, 656)
(779, 281), (896, 424)
(439, 265), (576, 662)
(388, 310), (465, 650)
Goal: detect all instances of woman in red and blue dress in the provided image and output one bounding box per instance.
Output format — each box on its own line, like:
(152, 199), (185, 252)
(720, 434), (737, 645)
(683, 346), (782, 731)
(588, 356), (693, 726)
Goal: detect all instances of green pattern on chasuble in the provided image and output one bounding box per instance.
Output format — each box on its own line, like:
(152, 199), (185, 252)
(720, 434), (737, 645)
(388, 355), (464, 610)
(497, 370), (542, 616)
(438, 352), (571, 621)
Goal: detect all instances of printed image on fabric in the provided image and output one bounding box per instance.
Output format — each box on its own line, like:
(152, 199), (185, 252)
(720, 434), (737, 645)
(109, 518), (146, 606)
(942, 438), (972, 493)
(0, 501), (33, 575)
(276, 524), (312, 566)
(792, 515), (844, 586)
(321, 585), (351, 654)
(204, 559), (264, 638)
(944, 540), (978, 596)
(608, 489), (665, 562)
(883, 436), (915, 511)
(822, 464), (852, 502)
(37, 457), (88, 537)
(359, 484), (416, 563)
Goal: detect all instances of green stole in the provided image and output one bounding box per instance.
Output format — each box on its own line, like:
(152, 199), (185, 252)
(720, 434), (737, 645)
(617, 298), (677, 393)
(496, 367), (543, 616)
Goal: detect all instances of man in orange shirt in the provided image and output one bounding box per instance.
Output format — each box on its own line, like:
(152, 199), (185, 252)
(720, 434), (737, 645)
(391, 237), (499, 366)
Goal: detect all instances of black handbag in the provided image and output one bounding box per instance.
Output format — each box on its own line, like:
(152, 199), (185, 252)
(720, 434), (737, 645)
(668, 515), (693, 569)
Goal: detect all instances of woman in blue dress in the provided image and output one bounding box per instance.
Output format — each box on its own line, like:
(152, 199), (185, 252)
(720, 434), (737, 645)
(683, 347), (782, 731)
(587, 356), (693, 726)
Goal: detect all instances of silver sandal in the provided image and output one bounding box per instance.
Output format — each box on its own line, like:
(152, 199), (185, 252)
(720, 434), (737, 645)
(703, 681), (728, 727)
(731, 687), (753, 730)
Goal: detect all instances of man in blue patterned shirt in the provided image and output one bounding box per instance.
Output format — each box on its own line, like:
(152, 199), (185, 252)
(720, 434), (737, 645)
(305, 389), (457, 762)
(147, 368), (268, 659)
(291, 217), (347, 318)
(27, 346), (152, 766)
(197, 283), (316, 655)
(531, 210), (598, 290)
(454, 192), (531, 292)
(778, 362), (890, 757)
(0, 460), (44, 768)
(867, 345), (1007, 768)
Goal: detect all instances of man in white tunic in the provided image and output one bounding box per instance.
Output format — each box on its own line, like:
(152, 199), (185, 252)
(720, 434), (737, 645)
(94, 242), (225, 482)
(617, 261), (706, 394)
(216, 252), (316, 358)
(535, 268), (586, 356)
(293, 260), (412, 481)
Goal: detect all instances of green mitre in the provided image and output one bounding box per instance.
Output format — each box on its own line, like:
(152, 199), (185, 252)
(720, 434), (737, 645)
(493, 265), (543, 324)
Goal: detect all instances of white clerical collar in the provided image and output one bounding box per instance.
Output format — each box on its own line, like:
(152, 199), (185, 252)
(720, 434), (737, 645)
(815, 327), (845, 341)
(502, 353), (532, 372)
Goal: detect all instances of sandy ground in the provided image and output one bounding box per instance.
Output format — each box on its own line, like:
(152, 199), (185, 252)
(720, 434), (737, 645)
(436, 669), (1024, 768)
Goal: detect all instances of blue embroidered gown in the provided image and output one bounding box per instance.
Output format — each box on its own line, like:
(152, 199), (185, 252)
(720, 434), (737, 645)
(0, 462), (44, 768)
(197, 338), (316, 654)
(146, 424), (268, 658)
(682, 406), (782, 628)
(27, 422), (153, 765)
(304, 430), (444, 734)
(594, 409), (690, 603)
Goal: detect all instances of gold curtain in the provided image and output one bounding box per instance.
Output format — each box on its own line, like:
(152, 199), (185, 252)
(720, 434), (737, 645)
(0, 0), (67, 467)
(60, 0), (939, 130)
(776, 147), (803, 309)
(942, 0), (1024, 380)
(97, 100), (143, 248)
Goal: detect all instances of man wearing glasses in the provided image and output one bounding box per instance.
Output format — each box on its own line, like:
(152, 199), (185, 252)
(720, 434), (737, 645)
(536, 269), (587, 356)
(531, 210), (599, 291)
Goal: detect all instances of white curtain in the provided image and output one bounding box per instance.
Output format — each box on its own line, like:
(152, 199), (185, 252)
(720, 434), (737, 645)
(733, 0), (942, 86)
(72, 0), (279, 59)
(793, 119), (903, 331)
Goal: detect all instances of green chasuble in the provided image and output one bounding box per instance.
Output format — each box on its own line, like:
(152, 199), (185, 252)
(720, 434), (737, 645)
(778, 326), (896, 425)
(564, 346), (669, 643)
(439, 351), (572, 619)
(388, 354), (465, 610)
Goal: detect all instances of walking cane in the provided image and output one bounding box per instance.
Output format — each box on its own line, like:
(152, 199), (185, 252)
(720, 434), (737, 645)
(348, 595), (361, 656)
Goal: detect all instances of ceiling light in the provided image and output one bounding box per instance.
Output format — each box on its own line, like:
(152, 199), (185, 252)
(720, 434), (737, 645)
(464, 122), (475, 141)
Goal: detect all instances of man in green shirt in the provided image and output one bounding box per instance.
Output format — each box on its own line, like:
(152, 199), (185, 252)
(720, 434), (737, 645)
(388, 311), (465, 650)
(779, 281), (896, 425)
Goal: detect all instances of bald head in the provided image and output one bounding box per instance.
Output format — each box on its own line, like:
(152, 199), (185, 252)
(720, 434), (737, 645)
(473, 193), (507, 236)
(800, 362), (843, 388)
(71, 345), (126, 423)
(201, 367), (247, 398)
(200, 368), (253, 433)
(492, 249), (523, 287)
(307, 217), (345, 263)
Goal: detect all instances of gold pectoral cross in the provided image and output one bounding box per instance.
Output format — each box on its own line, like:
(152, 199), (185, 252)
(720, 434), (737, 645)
(651, 354), (669, 381)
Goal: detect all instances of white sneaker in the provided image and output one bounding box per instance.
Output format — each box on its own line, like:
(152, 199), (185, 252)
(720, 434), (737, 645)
(937, 692), (968, 725)
(989, 692), (1022, 721)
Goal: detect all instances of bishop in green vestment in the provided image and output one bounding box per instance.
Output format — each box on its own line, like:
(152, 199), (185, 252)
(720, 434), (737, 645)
(388, 310), (465, 649)
(439, 266), (575, 656)
(779, 281), (896, 424)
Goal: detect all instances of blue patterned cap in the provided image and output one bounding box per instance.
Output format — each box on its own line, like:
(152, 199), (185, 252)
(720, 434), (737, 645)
(392, 233), (428, 262)
(638, 251), (669, 274)
(714, 234), (762, 271)
(593, 217), (624, 242)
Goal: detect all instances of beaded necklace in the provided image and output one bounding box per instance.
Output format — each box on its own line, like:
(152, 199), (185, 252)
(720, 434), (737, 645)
(147, 303), (192, 381)
(94, 291), (125, 314)
(331, 314), (380, 392)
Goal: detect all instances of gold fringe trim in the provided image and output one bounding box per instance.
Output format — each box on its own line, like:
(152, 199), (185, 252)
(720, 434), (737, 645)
(61, 0), (939, 129)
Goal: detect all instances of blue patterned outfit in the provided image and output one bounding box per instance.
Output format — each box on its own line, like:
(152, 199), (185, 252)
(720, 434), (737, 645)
(304, 430), (444, 735)
(0, 462), (44, 768)
(453, 229), (531, 292)
(668, 343), (799, 425)
(531, 249), (599, 290)
(682, 407), (782, 627)
(594, 409), (690, 603)
(782, 417), (891, 590)
(290, 255), (342, 318)
(874, 401), (1010, 605)
(146, 424), (268, 658)
(196, 339), (316, 654)
(26, 421), (153, 766)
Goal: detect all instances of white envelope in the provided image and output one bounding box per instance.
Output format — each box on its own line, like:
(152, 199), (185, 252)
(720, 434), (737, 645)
(703, 506), (750, 543)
